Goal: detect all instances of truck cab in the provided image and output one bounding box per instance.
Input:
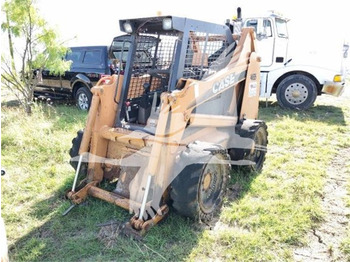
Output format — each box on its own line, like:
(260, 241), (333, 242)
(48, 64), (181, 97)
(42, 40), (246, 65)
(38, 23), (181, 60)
(245, 13), (289, 69)
(238, 10), (346, 110)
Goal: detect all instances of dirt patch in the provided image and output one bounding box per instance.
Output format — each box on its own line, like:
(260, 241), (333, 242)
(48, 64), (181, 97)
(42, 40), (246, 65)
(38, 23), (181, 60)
(97, 221), (123, 248)
(227, 182), (243, 201)
(293, 148), (350, 261)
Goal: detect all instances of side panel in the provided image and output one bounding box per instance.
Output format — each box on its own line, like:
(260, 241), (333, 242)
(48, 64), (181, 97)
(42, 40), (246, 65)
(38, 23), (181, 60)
(240, 52), (260, 119)
(39, 69), (62, 89)
(35, 70), (69, 99)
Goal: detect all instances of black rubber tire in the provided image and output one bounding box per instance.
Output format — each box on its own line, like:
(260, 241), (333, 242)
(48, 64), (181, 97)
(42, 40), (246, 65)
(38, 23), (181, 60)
(243, 121), (268, 172)
(75, 86), (92, 111)
(170, 148), (231, 222)
(276, 74), (317, 110)
(229, 120), (268, 172)
(69, 130), (87, 176)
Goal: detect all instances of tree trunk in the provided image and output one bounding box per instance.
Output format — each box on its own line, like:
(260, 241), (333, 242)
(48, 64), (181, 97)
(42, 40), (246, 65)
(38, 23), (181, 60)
(5, 10), (16, 72)
(24, 85), (34, 115)
(24, 102), (32, 115)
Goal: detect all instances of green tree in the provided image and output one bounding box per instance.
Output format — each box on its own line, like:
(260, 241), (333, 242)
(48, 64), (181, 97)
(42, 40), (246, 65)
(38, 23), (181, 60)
(1, 0), (71, 114)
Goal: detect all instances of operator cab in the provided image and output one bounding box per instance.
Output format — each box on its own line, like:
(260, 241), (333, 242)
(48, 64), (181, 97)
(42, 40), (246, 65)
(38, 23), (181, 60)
(113, 16), (235, 131)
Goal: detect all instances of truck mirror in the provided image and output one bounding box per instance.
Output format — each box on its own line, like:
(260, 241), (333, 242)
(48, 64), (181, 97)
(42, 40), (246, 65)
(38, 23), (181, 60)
(256, 33), (267, 41)
(343, 43), (349, 58)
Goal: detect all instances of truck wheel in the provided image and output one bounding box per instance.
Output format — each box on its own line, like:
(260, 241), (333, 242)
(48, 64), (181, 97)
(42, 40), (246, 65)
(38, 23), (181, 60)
(170, 150), (230, 222)
(229, 120), (268, 172)
(75, 86), (92, 110)
(276, 74), (317, 110)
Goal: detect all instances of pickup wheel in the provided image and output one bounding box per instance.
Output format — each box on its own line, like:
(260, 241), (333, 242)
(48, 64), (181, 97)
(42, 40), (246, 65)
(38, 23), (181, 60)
(276, 74), (317, 110)
(75, 86), (92, 111)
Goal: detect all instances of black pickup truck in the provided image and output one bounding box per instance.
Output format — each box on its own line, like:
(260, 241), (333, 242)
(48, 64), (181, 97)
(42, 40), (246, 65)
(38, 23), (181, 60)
(34, 46), (114, 110)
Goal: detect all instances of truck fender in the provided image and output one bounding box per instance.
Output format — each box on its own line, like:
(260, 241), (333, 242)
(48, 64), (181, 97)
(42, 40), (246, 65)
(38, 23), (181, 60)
(264, 64), (341, 96)
(71, 74), (93, 96)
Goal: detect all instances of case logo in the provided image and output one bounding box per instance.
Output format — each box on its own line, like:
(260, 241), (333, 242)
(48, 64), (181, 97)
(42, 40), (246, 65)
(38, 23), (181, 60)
(212, 73), (236, 94)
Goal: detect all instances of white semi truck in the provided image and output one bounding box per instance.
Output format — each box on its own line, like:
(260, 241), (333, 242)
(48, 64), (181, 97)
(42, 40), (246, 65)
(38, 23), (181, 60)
(231, 8), (347, 110)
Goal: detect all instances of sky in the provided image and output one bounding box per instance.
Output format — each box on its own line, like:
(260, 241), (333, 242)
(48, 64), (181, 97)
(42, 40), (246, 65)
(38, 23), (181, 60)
(35, 0), (350, 44)
(2, 0), (350, 70)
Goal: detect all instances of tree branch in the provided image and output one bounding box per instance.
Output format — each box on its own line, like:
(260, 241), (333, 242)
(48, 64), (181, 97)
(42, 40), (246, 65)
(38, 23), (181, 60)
(1, 62), (26, 92)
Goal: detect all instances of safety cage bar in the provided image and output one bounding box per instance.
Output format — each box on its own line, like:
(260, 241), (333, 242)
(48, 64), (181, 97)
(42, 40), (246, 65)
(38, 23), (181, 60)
(114, 17), (235, 126)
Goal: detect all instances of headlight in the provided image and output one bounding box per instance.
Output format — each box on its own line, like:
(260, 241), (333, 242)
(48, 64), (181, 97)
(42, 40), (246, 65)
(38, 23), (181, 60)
(162, 18), (172, 30)
(123, 22), (133, 33)
(333, 75), (343, 82)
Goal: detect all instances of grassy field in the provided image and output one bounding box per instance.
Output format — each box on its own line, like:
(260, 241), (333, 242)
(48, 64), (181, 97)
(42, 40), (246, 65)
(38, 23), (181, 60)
(341, 160), (350, 257)
(1, 83), (350, 261)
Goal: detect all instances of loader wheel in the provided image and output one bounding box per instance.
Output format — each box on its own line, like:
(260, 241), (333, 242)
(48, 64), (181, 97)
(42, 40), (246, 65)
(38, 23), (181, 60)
(75, 86), (92, 111)
(229, 121), (268, 172)
(69, 130), (87, 176)
(170, 150), (230, 222)
(244, 122), (268, 172)
(276, 74), (317, 110)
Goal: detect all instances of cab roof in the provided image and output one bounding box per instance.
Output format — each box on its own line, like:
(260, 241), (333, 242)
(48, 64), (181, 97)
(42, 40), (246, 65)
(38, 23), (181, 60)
(119, 16), (234, 42)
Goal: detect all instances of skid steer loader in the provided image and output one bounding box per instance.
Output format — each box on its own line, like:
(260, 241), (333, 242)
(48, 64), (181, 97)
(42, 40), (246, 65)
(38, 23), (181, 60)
(66, 16), (268, 238)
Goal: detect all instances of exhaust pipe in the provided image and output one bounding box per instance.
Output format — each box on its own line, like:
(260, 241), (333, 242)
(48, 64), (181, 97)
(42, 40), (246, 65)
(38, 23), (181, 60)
(237, 7), (242, 21)
(226, 7), (243, 33)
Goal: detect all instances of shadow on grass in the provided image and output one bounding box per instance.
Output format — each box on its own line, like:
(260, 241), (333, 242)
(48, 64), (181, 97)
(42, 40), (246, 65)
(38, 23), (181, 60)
(227, 168), (260, 204)
(6, 175), (202, 261)
(259, 101), (347, 126)
(8, 163), (262, 262)
(1, 99), (21, 108)
(1, 97), (76, 111)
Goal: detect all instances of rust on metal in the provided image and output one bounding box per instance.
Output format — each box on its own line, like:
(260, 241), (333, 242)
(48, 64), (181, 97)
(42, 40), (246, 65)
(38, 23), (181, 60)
(67, 181), (98, 204)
